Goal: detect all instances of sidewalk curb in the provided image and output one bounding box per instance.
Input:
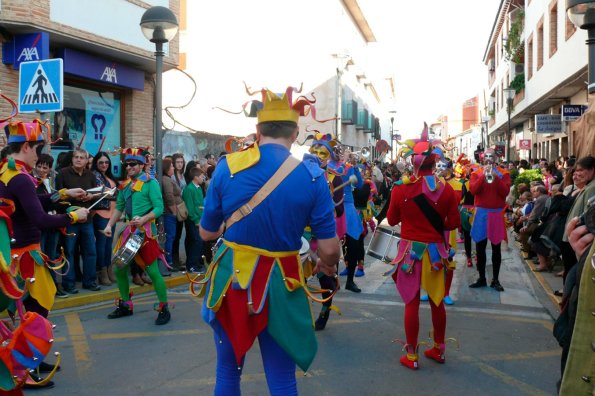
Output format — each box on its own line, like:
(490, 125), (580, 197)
(52, 274), (190, 311)
(513, 241), (562, 310)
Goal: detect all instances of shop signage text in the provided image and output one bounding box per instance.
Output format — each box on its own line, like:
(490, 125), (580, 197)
(535, 114), (562, 134)
(59, 48), (144, 90)
(561, 104), (588, 122)
(2, 32), (50, 70)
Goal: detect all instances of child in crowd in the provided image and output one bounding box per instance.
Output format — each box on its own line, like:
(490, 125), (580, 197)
(182, 167), (205, 273)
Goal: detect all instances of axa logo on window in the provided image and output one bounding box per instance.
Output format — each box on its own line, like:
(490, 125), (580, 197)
(17, 47), (40, 62)
(101, 65), (118, 84)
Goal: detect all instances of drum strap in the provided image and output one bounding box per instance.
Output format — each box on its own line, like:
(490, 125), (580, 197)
(412, 194), (444, 235)
(225, 156), (300, 230)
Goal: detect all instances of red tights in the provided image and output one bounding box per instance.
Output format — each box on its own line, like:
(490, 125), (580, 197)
(404, 291), (446, 351)
(444, 270), (454, 297)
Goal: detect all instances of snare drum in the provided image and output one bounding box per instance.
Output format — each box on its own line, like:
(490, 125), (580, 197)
(112, 232), (144, 269)
(366, 225), (400, 263)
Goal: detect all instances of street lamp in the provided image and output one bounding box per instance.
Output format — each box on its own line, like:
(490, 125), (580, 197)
(481, 114), (491, 151)
(567, 1), (595, 93)
(140, 6), (179, 184)
(389, 110), (396, 161)
(503, 87), (516, 163)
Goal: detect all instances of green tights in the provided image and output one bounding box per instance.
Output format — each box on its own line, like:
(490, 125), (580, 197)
(114, 260), (168, 303)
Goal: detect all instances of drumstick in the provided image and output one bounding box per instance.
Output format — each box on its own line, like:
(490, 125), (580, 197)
(87, 187), (116, 210)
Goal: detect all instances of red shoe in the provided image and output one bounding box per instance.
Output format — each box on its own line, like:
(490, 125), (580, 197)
(400, 353), (419, 370)
(424, 345), (445, 364)
(466, 258), (473, 267)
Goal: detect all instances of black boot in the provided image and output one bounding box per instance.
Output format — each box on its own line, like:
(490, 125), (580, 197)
(155, 303), (171, 325)
(345, 281), (361, 293)
(315, 308), (330, 331)
(469, 278), (487, 288)
(38, 361), (61, 373)
(107, 300), (133, 319)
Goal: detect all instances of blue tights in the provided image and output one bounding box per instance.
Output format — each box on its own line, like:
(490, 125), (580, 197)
(214, 328), (297, 396)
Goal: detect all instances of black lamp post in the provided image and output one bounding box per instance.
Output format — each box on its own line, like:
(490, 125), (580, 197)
(504, 87), (516, 163)
(481, 114), (491, 151)
(567, 1), (595, 94)
(390, 116), (394, 161)
(389, 110), (396, 162)
(140, 6), (179, 184)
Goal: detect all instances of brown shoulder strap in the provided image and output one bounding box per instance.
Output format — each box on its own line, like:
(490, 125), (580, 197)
(224, 155), (300, 229)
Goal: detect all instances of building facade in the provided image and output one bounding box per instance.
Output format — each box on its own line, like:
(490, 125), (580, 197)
(0, 0), (180, 176)
(482, 0), (586, 162)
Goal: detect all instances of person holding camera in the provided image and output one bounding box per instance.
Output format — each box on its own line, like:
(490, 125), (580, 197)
(556, 197), (594, 395)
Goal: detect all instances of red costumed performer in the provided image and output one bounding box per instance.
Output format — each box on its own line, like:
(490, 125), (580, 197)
(386, 123), (460, 370)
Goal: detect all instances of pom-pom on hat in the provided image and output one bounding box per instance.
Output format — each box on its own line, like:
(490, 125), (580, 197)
(122, 147), (150, 164)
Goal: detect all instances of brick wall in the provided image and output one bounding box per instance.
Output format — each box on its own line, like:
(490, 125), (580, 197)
(125, 77), (155, 147)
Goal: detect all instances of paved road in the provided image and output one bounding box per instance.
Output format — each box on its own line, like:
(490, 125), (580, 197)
(34, 230), (561, 395)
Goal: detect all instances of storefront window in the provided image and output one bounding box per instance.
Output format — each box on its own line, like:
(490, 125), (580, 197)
(50, 85), (122, 177)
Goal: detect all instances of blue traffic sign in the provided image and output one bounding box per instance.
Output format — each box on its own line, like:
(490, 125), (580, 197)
(18, 59), (63, 113)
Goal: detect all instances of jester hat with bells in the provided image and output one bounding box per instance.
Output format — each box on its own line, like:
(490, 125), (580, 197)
(122, 147), (150, 164)
(303, 130), (339, 162)
(217, 83), (335, 174)
(0, 93), (47, 146)
(397, 122), (445, 177)
(453, 153), (474, 178)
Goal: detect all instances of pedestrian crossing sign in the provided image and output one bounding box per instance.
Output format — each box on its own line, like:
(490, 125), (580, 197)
(18, 59), (63, 113)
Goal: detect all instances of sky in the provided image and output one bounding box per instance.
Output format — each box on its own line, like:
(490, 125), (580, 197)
(162, 0), (502, 140)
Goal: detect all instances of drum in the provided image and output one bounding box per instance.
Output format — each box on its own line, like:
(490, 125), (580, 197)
(112, 232), (144, 269)
(366, 225), (401, 263)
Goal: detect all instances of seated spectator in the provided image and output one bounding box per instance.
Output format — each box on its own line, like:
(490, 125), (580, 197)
(530, 184), (571, 272)
(513, 191), (533, 233)
(519, 185), (548, 253)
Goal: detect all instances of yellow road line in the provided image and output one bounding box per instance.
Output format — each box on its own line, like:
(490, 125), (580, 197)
(64, 313), (92, 379)
(482, 349), (560, 362)
(51, 296), (195, 316)
(478, 313), (553, 331)
(92, 328), (207, 340)
(475, 361), (550, 396)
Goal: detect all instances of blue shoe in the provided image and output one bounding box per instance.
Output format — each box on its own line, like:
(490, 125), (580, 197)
(443, 296), (454, 305)
(420, 294), (429, 301)
(339, 267), (348, 276)
(355, 268), (365, 277)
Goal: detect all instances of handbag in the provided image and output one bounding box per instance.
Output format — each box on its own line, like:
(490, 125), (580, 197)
(176, 201), (188, 222)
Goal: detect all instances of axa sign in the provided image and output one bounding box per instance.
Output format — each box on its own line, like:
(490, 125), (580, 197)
(101, 65), (118, 84)
(59, 48), (143, 90)
(2, 32), (50, 70)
